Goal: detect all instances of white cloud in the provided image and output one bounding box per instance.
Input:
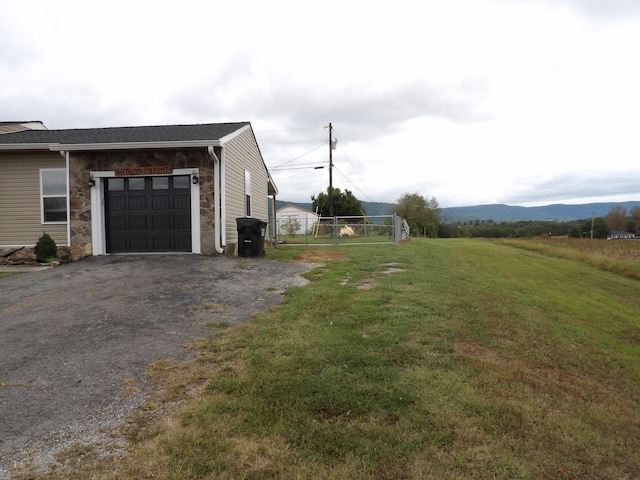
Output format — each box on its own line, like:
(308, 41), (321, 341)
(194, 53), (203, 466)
(2, 0), (640, 207)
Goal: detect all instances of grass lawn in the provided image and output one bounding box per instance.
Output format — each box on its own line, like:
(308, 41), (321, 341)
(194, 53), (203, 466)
(17, 239), (640, 479)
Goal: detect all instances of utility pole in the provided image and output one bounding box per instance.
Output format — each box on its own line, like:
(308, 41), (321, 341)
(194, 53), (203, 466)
(591, 211), (595, 239)
(328, 122), (334, 217)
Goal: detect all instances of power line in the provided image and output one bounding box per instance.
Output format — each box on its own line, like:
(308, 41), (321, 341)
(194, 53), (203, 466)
(270, 161), (327, 171)
(330, 127), (376, 202)
(255, 126), (322, 133)
(334, 165), (374, 202)
(270, 142), (327, 169)
(260, 139), (326, 145)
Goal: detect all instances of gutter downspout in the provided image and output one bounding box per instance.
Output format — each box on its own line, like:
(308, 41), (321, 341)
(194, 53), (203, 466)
(61, 151), (71, 247)
(220, 147), (227, 248)
(207, 146), (224, 254)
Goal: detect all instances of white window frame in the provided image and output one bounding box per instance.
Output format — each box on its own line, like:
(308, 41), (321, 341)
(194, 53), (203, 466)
(245, 170), (252, 217)
(40, 168), (68, 224)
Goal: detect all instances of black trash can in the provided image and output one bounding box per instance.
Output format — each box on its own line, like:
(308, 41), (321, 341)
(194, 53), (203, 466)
(236, 217), (267, 257)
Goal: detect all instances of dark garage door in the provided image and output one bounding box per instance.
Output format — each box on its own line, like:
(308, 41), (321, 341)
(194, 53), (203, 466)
(105, 176), (192, 253)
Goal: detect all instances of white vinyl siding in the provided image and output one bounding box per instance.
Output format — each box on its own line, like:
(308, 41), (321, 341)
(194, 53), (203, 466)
(223, 128), (269, 244)
(0, 152), (67, 246)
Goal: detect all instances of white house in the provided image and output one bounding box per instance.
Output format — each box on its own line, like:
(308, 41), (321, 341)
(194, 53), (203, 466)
(276, 204), (319, 236)
(608, 230), (638, 240)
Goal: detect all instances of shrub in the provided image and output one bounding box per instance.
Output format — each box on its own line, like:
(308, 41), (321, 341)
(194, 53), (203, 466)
(34, 232), (58, 261)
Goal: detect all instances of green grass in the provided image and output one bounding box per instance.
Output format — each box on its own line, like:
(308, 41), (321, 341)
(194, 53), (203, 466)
(17, 239), (640, 479)
(0, 271), (21, 279)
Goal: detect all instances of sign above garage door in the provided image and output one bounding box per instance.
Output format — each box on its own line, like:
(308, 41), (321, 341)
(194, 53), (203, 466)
(115, 166), (173, 176)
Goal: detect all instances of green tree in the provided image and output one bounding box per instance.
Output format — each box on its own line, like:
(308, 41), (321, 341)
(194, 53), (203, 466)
(567, 225), (582, 238)
(311, 187), (363, 217)
(279, 217), (301, 237)
(394, 193), (441, 238)
(629, 206), (640, 232)
(581, 217), (609, 239)
(605, 205), (628, 231)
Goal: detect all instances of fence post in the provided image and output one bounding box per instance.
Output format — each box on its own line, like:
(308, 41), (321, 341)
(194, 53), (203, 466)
(393, 214), (401, 243)
(333, 216), (338, 245)
(304, 216), (309, 245)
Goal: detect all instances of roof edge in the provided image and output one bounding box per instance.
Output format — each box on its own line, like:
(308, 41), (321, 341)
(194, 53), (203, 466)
(49, 140), (223, 151)
(0, 143), (54, 151)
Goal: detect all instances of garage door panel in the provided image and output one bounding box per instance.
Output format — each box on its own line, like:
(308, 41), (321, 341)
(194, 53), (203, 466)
(109, 236), (128, 252)
(129, 215), (147, 231)
(109, 216), (127, 232)
(173, 214), (190, 230)
(152, 196), (170, 211)
(105, 176), (191, 253)
(128, 196), (147, 211)
(174, 235), (191, 250)
(129, 235), (149, 251)
(152, 214), (171, 231)
(172, 194), (190, 210)
(108, 197), (126, 212)
(153, 236), (171, 250)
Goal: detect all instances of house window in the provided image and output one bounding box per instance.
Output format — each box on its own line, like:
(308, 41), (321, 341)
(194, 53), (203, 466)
(41, 169), (67, 223)
(245, 170), (252, 217)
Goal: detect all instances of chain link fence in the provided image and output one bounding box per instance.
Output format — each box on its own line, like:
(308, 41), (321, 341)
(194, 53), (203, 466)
(268, 214), (409, 246)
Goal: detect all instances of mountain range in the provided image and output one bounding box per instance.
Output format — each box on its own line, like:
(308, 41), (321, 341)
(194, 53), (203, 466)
(275, 200), (640, 223)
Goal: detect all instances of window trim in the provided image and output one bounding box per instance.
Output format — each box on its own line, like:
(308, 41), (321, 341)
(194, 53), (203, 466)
(40, 168), (68, 224)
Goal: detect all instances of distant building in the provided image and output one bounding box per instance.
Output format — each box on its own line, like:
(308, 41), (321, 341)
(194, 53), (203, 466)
(608, 230), (638, 240)
(276, 204), (319, 235)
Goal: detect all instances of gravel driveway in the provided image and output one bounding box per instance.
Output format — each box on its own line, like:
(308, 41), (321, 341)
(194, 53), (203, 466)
(0, 254), (313, 478)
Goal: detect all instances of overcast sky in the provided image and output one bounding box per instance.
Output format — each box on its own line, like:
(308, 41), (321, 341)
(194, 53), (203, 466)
(2, 0), (640, 207)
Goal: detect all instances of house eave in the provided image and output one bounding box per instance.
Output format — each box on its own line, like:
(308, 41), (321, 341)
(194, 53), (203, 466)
(49, 140), (223, 151)
(0, 140), (225, 152)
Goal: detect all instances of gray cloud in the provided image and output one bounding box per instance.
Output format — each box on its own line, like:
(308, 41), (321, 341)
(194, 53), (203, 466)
(501, 170), (640, 204)
(1, 83), (136, 129)
(558, 0), (640, 20)
(505, 0), (640, 22)
(168, 64), (492, 146)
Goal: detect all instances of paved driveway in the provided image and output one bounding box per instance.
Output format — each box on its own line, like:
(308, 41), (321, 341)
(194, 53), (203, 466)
(0, 254), (313, 477)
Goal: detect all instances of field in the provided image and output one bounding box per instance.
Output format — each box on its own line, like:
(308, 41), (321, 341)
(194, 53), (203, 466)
(15, 238), (640, 479)
(500, 236), (640, 280)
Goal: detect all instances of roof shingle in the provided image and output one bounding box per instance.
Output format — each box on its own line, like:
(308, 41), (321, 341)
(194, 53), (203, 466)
(0, 122), (250, 145)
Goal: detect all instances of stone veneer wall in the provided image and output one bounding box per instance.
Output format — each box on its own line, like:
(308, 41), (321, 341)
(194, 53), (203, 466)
(68, 149), (215, 258)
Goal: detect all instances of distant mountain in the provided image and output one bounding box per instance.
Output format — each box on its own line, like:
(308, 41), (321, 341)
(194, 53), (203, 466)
(440, 201), (640, 223)
(275, 199), (640, 223)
